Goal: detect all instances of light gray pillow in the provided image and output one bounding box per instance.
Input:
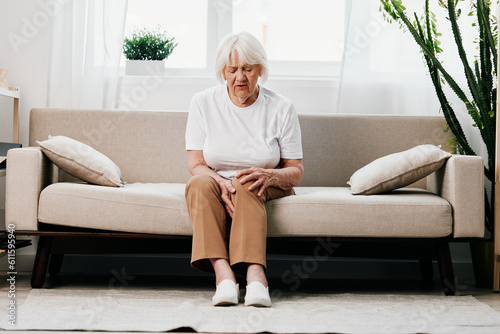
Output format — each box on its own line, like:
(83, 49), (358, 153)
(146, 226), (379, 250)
(348, 144), (452, 195)
(37, 135), (125, 187)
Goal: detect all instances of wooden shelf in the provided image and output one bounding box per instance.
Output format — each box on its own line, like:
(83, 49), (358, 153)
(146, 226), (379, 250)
(0, 87), (20, 99)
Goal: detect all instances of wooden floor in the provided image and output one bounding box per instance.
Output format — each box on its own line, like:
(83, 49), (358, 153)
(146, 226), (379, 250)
(1, 273), (499, 333)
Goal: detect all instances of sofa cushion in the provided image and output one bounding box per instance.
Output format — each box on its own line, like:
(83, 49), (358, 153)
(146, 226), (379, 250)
(37, 135), (125, 187)
(38, 182), (192, 235)
(38, 183), (452, 238)
(347, 145), (452, 195)
(267, 187), (452, 238)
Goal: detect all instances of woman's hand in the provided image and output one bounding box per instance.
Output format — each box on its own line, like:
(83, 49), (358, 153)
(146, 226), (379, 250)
(188, 150), (237, 217)
(235, 167), (277, 197)
(217, 178), (236, 218)
(236, 159), (304, 197)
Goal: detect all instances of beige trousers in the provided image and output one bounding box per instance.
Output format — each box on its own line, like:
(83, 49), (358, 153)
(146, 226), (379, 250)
(185, 174), (294, 273)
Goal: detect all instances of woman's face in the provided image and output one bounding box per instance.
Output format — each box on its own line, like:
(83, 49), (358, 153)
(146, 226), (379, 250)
(223, 51), (262, 108)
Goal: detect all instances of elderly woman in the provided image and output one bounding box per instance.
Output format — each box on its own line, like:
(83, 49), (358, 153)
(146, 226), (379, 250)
(185, 31), (304, 307)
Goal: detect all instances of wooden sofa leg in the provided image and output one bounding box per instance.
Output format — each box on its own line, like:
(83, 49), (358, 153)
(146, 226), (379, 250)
(435, 242), (456, 296)
(48, 254), (64, 277)
(31, 236), (53, 288)
(419, 259), (434, 283)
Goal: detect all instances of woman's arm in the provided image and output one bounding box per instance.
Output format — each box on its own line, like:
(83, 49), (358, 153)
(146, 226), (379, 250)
(187, 150), (236, 217)
(188, 150), (223, 180)
(235, 158), (304, 197)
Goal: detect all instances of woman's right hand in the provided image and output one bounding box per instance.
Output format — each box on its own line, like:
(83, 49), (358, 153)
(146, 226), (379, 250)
(217, 179), (236, 218)
(187, 150), (236, 217)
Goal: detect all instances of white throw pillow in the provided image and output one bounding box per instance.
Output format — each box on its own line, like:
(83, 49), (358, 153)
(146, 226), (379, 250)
(348, 144), (452, 195)
(37, 135), (125, 187)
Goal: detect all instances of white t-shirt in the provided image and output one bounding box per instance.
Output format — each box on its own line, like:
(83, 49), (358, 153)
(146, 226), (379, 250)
(185, 84), (303, 179)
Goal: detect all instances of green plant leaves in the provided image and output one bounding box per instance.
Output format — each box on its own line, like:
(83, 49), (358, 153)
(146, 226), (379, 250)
(123, 27), (178, 61)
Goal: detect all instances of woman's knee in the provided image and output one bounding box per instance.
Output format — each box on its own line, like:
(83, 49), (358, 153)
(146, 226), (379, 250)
(232, 176), (259, 197)
(186, 175), (219, 195)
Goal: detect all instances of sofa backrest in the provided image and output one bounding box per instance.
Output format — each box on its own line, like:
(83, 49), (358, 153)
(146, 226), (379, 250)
(299, 114), (451, 187)
(30, 108), (452, 187)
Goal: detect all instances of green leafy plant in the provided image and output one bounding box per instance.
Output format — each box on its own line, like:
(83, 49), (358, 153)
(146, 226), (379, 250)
(123, 27), (177, 61)
(380, 0), (498, 235)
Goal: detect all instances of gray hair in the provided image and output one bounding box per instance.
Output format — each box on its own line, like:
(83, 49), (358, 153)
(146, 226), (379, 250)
(215, 31), (269, 83)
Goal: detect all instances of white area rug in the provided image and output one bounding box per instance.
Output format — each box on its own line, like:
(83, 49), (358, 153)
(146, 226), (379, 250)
(3, 288), (500, 333)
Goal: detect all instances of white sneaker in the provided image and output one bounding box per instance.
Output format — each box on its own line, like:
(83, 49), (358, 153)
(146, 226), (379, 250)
(244, 281), (272, 307)
(212, 279), (239, 306)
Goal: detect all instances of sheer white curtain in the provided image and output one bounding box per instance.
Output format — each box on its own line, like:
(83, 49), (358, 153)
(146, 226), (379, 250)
(338, 1), (441, 116)
(47, 0), (127, 109)
(338, 1), (476, 113)
(337, 0), (489, 156)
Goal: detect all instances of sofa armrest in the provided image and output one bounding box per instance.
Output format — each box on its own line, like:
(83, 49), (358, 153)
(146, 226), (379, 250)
(5, 148), (54, 231)
(427, 155), (485, 238)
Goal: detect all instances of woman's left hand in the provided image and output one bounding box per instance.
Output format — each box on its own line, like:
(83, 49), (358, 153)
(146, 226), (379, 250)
(235, 167), (277, 197)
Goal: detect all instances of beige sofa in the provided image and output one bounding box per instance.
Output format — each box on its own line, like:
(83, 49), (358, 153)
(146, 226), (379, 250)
(6, 108), (485, 293)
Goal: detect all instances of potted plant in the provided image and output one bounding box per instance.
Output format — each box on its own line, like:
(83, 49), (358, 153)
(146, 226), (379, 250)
(123, 26), (177, 76)
(380, 0), (497, 287)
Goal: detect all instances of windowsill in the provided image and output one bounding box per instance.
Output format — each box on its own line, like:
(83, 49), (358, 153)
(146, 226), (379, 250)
(115, 72), (340, 113)
(118, 74), (340, 86)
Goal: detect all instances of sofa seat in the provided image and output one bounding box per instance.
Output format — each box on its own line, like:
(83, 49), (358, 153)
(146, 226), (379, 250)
(269, 187), (452, 238)
(38, 183), (452, 238)
(38, 182), (192, 235)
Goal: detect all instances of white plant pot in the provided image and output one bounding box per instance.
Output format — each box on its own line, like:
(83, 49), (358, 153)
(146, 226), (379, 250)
(126, 60), (165, 76)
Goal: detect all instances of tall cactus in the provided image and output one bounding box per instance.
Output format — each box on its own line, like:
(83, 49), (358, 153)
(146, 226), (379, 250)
(380, 0), (497, 234)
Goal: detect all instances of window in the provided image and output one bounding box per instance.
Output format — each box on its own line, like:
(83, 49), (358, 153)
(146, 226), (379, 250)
(124, 0), (208, 71)
(123, 0), (345, 78)
(233, 0), (343, 62)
